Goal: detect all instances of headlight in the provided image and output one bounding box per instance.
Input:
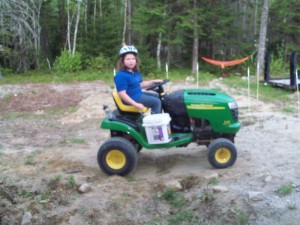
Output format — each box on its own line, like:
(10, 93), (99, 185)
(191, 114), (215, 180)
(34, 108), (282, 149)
(228, 101), (238, 109)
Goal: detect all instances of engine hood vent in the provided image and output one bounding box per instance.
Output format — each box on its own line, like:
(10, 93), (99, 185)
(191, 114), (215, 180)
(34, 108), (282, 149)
(187, 91), (216, 96)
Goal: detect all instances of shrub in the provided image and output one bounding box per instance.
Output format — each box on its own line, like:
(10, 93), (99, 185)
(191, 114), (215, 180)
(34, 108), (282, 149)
(85, 54), (110, 71)
(53, 51), (82, 73)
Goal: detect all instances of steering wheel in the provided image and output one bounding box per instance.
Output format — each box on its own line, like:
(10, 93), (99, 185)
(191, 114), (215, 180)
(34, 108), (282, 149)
(146, 79), (169, 91)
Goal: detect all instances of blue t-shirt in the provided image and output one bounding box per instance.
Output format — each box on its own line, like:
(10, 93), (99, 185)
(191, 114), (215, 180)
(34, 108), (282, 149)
(114, 70), (143, 102)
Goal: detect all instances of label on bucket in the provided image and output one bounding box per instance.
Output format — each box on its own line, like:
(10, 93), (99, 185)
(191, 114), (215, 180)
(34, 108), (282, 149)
(151, 126), (164, 141)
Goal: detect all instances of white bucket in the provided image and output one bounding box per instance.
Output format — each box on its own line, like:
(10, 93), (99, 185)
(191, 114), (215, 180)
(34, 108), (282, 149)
(142, 113), (172, 144)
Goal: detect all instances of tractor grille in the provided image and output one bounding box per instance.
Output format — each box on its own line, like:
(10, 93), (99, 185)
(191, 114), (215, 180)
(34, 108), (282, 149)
(230, 108), (239, 121)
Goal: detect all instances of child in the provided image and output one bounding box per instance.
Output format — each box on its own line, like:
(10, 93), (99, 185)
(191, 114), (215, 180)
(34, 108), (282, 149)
(114, 45), (162, 114)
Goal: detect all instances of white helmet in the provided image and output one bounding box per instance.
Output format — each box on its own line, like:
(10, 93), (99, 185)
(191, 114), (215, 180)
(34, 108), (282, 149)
(119, 45), (138, 57)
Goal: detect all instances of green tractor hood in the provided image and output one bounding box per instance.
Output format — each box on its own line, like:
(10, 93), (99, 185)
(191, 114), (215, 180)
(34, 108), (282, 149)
(183, 89), (240, 134)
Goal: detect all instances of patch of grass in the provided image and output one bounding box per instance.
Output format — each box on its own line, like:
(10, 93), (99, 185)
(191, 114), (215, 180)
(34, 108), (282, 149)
(48, 175), (62, 189)
(2, 93), (15, 101)
(0, 145), (3, 158)
(235, 208), (249, 225)
(198, 178), (219, 203)
(67, 175), (76, 189)
(198, 190), (216, 203)
(68, 137), (86, 144)
(125, 175), (136, 182)
(161, 188), (186, 208)
(18, 189), (35, 199)
(25, 157), (35, 166)
(155, 188), (202, 225)
(48, 106), (78, 115)
(25, 150), (41, 166)
(208, 177), (219, 186)
(162, 188), (186, 208)
(2, 112), (45, 120)
(282, 107), (295, 113)
(0, 68), (217, 87)
(287, 203), (297, 210)
(0, 70), (111, 84)
(36, 191), (52, 204)
(122, 193), (132, 200)
(222, 75), (293, 107)
(275, 184), (293, 196)
(167, 209), (200, 225)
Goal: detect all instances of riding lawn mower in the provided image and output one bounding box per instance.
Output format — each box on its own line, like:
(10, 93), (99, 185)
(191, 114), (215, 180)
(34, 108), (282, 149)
(97, 79), (240, 176)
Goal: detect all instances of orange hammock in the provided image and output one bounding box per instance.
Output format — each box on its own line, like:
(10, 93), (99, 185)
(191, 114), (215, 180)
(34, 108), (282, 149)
(201, 56), (249, 69)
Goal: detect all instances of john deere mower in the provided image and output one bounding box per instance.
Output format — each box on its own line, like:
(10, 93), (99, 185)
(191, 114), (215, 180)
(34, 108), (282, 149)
(97, 79), (240, 176)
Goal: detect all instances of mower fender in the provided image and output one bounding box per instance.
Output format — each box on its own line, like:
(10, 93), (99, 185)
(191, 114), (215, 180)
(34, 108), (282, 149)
(222, 121), (241, 134)
(101, 118), (148, 146)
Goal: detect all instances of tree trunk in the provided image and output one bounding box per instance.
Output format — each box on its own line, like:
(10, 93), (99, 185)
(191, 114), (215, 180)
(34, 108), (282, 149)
(127, 0), (132, 44)
(72, 0), (82, 54)
(157, 32), (162, 70)
(67, 0), (71, 51)
(191, 0), (199, 76)
(122, 0), (127, 45)
(84, 0), (88, 38)
(257, 0), (269, 79)
(93, 0), (97, 42)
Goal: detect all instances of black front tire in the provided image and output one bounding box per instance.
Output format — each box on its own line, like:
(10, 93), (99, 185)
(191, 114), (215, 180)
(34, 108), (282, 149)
(97, 137), (138, 176)
(207, 138), (237, 169)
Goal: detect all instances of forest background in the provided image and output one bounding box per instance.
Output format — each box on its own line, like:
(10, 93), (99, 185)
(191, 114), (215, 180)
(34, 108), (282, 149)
(0, 0), (300, 80)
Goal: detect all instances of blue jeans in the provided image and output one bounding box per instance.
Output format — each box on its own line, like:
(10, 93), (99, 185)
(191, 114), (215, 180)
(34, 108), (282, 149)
(139, 92), (161, 114)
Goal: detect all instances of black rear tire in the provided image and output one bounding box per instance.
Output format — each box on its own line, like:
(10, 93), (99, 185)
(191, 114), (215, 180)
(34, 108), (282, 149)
(207, 138), (237, 169)
(97, 137), (138, 176)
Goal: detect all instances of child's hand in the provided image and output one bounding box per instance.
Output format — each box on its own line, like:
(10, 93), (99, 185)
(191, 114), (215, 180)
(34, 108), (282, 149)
(135, 103), (145, 110)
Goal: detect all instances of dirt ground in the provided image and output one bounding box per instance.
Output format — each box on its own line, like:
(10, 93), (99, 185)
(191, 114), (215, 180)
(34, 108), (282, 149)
(0, 79), (300, 225)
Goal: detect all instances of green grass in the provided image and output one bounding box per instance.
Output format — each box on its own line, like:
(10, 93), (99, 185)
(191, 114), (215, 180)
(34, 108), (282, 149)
(68, 137), (86, 144)
(0, 68), (217, 86)
(275, 184), (294, 196)
(2, 112), (46, 120)
(162, 188), (186, 208)
(67, 175), (76, 189)
(0, 70), (115, 85)
(222, 75), (295, 109)
(235, 208), (249, 225)
(153, 188), (202, 225)
(48, 175), (62, 187)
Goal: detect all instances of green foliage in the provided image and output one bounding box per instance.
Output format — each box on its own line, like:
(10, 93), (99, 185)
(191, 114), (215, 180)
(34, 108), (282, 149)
(198, 189), (216, 203)
(85, 54), (111, 71)
(268, 50), (290, 78)
(18, 189), (35, 199)
(208, 177), (219, 186)
(269, 1), (300, 54)
(167, 210), (197, 225)
(48, 175), (62, 189)
(67, 175), (76, 189)
(139, 54), (158, 76)
(0, 70), (113, 85)
(235, 208), (249, 225)
(25, 151), (41, 166)
(275, 184), (294, 196)
(53, 51), (82, 73)
(158, 188), (201, 225)
(2, 0), (300, 75)
(162, 188), (186, 208)
(68, 137), (86, 144)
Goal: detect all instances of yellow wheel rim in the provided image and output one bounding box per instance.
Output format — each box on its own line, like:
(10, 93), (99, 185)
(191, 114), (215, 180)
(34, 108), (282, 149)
(106, 150), (126, 170)
(215, 148), (231, 164)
